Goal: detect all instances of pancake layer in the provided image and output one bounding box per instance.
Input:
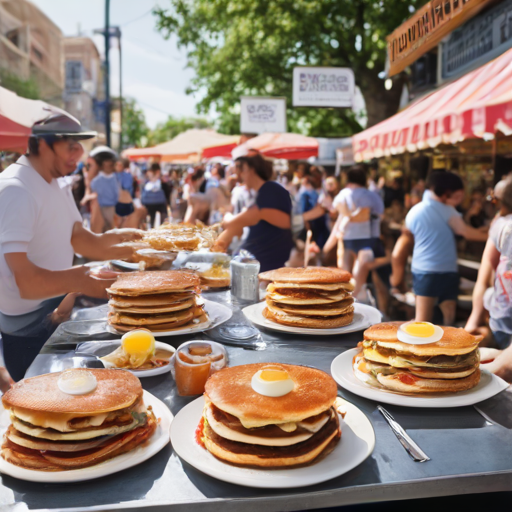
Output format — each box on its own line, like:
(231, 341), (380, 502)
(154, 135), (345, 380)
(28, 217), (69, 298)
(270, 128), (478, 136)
(107, 271), (207, 333)
(353, 323), (482, 394)
(261, 267), (355, 329)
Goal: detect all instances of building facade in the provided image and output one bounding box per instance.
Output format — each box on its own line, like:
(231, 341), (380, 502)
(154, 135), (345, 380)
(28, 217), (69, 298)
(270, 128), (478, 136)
(0, 0), (63, 104)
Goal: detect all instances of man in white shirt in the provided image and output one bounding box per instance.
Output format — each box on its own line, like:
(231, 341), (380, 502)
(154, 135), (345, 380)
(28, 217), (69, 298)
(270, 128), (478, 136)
(0, 112), (140, 380)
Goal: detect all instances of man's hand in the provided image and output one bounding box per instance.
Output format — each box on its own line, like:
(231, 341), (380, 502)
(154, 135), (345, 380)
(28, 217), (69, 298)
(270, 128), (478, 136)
(5, 253), (115, 300)
(72, 223), (144, 261)
(103, 228), (144, 244)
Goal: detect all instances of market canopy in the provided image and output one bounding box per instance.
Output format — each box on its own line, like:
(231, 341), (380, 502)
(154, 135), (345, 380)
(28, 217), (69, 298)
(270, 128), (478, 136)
(0, 86), (68, 153)
(232, 132), (319, 160)
(201, 135), (240, 159)
(353, 46), (512, 162)
(124, 130), (240, 163)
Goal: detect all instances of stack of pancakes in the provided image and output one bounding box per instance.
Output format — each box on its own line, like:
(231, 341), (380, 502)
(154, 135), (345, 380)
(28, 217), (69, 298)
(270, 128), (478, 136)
(259, 267), (355, 329)
(1, 369), (156, 471)
(200, 363), (341, 467)
(354, 322), (481, 394)
(107, 270), (207, 333)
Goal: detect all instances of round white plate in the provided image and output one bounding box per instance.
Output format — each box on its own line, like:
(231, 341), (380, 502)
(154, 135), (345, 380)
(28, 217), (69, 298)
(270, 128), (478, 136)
(242, 302), (382, 336)
(170, 396), (375, 489)
(99, 341), (175, 377)
(107, 298), (232, 336)
(0, 390), (172, 483)
(331, 348), (509, 408)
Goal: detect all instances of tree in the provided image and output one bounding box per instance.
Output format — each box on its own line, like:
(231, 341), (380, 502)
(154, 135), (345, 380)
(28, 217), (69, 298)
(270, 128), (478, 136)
(148, 116), (212, 145)
(0, 70), (39, 99)
(120, 97), (148, 148)
(154, 0), (427, 136)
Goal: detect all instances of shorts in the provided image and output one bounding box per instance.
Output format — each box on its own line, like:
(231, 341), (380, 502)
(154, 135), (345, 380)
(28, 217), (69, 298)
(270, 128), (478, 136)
(492, 330), (512, 349)
(343, 238), (377, 254)
(115, 202), (134, 217)
(412, 271), (459, 303)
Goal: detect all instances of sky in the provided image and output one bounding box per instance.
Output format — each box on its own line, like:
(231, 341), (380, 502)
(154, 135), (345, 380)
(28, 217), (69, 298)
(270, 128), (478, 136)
(31, 0), (200, 128)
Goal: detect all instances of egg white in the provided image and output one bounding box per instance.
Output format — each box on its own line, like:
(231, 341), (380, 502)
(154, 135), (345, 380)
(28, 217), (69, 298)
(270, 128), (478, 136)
(251, 370), (294, 397)
(397, 322), (444, 345)
(58, 370), (98, 395)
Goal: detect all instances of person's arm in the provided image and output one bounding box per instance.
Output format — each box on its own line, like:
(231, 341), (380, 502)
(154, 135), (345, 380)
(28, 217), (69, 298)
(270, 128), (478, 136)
(449, 215), (488, 241)
(390, 229), (414, 288)
(303, 203), (326, 222)
(465, 238), (500, 333)
(4, 253), (114, 300)
(71, 222), (142, 260)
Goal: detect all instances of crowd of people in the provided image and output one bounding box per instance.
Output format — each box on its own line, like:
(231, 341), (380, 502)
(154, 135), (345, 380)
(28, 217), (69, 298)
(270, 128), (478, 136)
(2, 112), (512, 385)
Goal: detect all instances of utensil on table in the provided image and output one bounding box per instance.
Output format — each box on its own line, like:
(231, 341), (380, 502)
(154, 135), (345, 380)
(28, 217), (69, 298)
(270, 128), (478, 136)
(377, 405), (430, 462)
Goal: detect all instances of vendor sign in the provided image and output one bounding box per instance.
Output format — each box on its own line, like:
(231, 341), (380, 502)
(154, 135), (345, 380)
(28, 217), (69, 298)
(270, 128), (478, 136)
(292, 67), (355, 108)
(240, 97), (287, 134)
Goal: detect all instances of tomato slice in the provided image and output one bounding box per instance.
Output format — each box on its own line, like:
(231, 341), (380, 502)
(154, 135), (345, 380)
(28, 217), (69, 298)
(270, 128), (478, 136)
(195, 417), (206, 449)
(397, 373), (417, 385)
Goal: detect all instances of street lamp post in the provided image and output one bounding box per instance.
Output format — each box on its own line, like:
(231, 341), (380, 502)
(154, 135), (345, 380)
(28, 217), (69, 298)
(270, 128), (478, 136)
(104, 0), (111, 147)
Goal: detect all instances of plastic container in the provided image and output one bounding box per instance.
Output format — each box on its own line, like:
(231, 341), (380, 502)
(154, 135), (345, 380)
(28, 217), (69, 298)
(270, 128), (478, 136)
(170, 340), (228, 396)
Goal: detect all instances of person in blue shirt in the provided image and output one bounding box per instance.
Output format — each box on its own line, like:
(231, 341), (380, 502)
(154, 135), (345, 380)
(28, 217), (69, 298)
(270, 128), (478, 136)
(89, 147), (119, 232)
(213, 154), (293, 271)
(298, 169), (330, 249)
(405, 171), (488, 325)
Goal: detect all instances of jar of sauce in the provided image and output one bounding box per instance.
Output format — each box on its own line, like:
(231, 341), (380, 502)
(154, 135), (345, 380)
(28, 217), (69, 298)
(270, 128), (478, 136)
(172, 341), (227, 396)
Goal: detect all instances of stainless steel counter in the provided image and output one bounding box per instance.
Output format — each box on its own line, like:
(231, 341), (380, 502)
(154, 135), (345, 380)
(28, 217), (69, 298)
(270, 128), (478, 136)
(1, 291), (511, 512)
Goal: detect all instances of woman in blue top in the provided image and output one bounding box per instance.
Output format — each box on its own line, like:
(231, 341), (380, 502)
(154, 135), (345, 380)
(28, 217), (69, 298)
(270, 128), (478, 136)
(214, 154), (293, 271)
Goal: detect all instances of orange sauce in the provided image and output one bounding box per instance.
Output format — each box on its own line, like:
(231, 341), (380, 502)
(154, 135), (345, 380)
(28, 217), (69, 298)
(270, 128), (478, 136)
(397, 373), (417, 385)
(195, 417), (206, 448)
(175, 351), (211, 396)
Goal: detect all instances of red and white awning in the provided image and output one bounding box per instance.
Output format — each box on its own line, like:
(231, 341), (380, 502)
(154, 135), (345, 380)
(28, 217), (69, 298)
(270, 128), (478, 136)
(353, 47), (512, 162)
(0, 86), (68, 153)
(232, 132), (319, 160)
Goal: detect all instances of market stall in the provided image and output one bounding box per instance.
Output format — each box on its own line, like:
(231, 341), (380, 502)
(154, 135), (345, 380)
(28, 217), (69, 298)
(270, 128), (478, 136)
(353, 46), (512, 162)
(232, 132), (319, 160)
(124, 130), (240, 163)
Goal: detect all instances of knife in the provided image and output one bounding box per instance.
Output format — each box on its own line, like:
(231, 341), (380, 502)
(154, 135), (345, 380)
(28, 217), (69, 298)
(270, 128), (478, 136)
(377, 406), (430, 462)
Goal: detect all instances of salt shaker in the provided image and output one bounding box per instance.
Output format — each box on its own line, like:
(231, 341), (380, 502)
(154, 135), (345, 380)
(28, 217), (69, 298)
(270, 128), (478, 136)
(230, 250), (260, 304)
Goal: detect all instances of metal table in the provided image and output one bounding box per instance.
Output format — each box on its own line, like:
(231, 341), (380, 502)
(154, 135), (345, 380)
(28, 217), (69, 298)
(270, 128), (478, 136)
(1, 291), (512, 512)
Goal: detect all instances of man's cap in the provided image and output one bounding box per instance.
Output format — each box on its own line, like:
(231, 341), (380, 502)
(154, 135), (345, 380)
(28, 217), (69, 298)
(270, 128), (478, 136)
(90, 145), (118, 159)
(31, 111), (97, 141)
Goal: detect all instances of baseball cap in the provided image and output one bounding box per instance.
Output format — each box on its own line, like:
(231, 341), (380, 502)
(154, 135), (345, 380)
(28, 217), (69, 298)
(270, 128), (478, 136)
(31, 111), (97, 140)
(90, 145), (118, 159)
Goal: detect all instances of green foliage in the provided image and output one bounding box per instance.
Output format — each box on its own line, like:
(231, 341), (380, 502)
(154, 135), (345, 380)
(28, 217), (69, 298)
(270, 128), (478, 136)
(119, 97), (148, 148)
(154, 0), (428, 136)
(148, 116), (212, 145)
(0, 70), (39, 99)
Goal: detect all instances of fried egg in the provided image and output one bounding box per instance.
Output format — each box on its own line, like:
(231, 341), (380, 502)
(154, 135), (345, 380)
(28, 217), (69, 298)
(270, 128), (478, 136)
(251, 365), (295, 397)
(121, 329), (156, 367)
(397, 321), (444, 345)
(58, 370), (97, 395)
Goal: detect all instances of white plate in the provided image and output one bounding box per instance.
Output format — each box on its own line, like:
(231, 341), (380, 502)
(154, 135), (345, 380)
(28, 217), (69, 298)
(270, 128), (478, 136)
(0, 390), (172, 483)
(98, 341), (176, 377)
(331, 348), (509, 408)
(242, 302), (382, 336)
(107, 298), (232, 336)
(170, 396), (375, 489)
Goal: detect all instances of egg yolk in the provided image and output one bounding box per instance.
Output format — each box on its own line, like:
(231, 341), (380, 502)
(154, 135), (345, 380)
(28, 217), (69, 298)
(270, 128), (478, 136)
(404, 322), (435, 338)
(122, 330), (155, 356)
(260, 368), (290, 382)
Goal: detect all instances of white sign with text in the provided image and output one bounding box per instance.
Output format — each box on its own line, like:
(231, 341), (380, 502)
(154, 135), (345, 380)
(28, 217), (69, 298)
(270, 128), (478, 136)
(293, 67), (355, 108)
(240, 97), (287, 133)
